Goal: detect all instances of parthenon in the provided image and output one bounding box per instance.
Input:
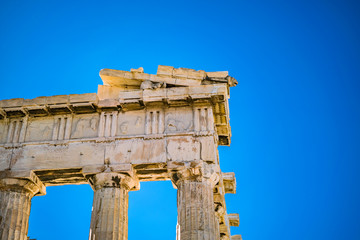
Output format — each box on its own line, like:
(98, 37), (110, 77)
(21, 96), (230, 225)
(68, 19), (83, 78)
(0, 65), (241, 240)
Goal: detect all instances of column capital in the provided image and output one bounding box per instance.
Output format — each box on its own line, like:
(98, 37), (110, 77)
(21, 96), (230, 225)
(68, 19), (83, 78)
(0, 170), (46, 197)
(168, 160), (220, 188)
(88, 172), (139, 191)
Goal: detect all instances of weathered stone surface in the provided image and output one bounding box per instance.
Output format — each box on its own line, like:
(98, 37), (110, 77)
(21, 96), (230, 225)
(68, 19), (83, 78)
(0, 190), (32, 240)
(0, 65), (240, 239)
(0, 148), (12, 170)
(198, 136), (218, 163)
(228, 213), (240, 227)
(0, 175), (45, 240)
(88, 173), (139, 240)
(222, 172), (236, 194)
(165, 107), (193, 133)
(25, 117), (54, 142)
(117, 110), (145, 136)
(177, 180), (218, 240)
(170, 162), (220, 240)
(167, 137), (200, 162)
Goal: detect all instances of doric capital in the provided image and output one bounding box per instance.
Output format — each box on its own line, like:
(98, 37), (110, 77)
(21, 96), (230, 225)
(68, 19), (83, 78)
(168, 161), (220, 188)
(0, 179), (39, 197)
(0, 170), (46, 197)
(88, 172), (139, 191)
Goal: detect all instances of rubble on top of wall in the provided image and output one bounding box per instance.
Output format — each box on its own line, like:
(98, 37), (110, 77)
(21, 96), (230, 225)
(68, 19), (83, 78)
(99, 65), (238, 90)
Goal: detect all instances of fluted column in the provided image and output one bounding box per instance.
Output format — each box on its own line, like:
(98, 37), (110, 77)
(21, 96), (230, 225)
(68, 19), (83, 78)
(214, 210), (221, 240)
(88, 172), (138, 240)
(0, 177), (45, 240)
(170, 162), (220, 240)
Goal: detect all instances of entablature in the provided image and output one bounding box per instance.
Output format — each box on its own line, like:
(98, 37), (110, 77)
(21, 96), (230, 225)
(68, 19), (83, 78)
(0, 65), (236, 146)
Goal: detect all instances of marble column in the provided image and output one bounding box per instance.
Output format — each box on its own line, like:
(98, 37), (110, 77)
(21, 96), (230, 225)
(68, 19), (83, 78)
(214, 211), (221, 240)
(88, 172), (138, 240)
(172, 163), (220, 240)
(0, 178), (44, 240)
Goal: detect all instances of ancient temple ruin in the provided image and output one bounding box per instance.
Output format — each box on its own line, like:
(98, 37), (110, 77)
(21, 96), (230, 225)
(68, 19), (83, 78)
(0, 65), (242, 240)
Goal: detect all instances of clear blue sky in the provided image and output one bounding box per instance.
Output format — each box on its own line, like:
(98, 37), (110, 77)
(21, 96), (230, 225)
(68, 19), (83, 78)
(1, 0), (359, 239)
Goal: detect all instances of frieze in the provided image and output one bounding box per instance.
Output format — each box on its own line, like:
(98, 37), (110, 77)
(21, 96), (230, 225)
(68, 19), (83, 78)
(25, 117), (54, 142)
(165, 107), (193, 133)
(118, 110), (145, 136)
(71, 114), (98, 139)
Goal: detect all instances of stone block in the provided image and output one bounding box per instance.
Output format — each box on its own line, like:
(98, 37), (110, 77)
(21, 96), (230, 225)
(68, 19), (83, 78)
(99, 68), (144, 88)
(198, 136), (217, 163)
(231, 235), (242, 240)
(10, 142), (105, 171)
(97, 85), (123, 100)
(228, 213), (240, 226)
(143, 88), (166, 103)
(222, 172), (236, 194)
(46, 95), (69, 105)
(117, 110), (145, 136)
(157, 65), (174, 76)
(118, 90), (142, 102)
(32, 96), (48, 105)
(0, 147), (11, 171)
(105, 138), (166, 165)
(69, 93), (98, 103)
(130, 67), (144, 73)
(166, 136), (200, 161)
(25, 117), (54, 142)
(0, 98), (24, 108)
(165, 107), (193, 133)
(173, 67), (206, 80)
(98, 99), (120, 110)
(207, 71), (228, 79)
(71, 114), (99, 139)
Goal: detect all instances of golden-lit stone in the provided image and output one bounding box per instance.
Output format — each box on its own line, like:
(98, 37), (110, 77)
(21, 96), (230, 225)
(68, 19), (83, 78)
(0, 65), (239, 240)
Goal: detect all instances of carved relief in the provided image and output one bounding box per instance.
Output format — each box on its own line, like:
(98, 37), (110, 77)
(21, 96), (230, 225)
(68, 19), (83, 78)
(25, 117), (54, 142)
(119, 122), (128, 134)
(71, 115), (98, 139)
(166, 118), (190, 132)
(135, 117), (142, 127)
(117, 110), (145, 136)
(165, 107), (193, 133)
